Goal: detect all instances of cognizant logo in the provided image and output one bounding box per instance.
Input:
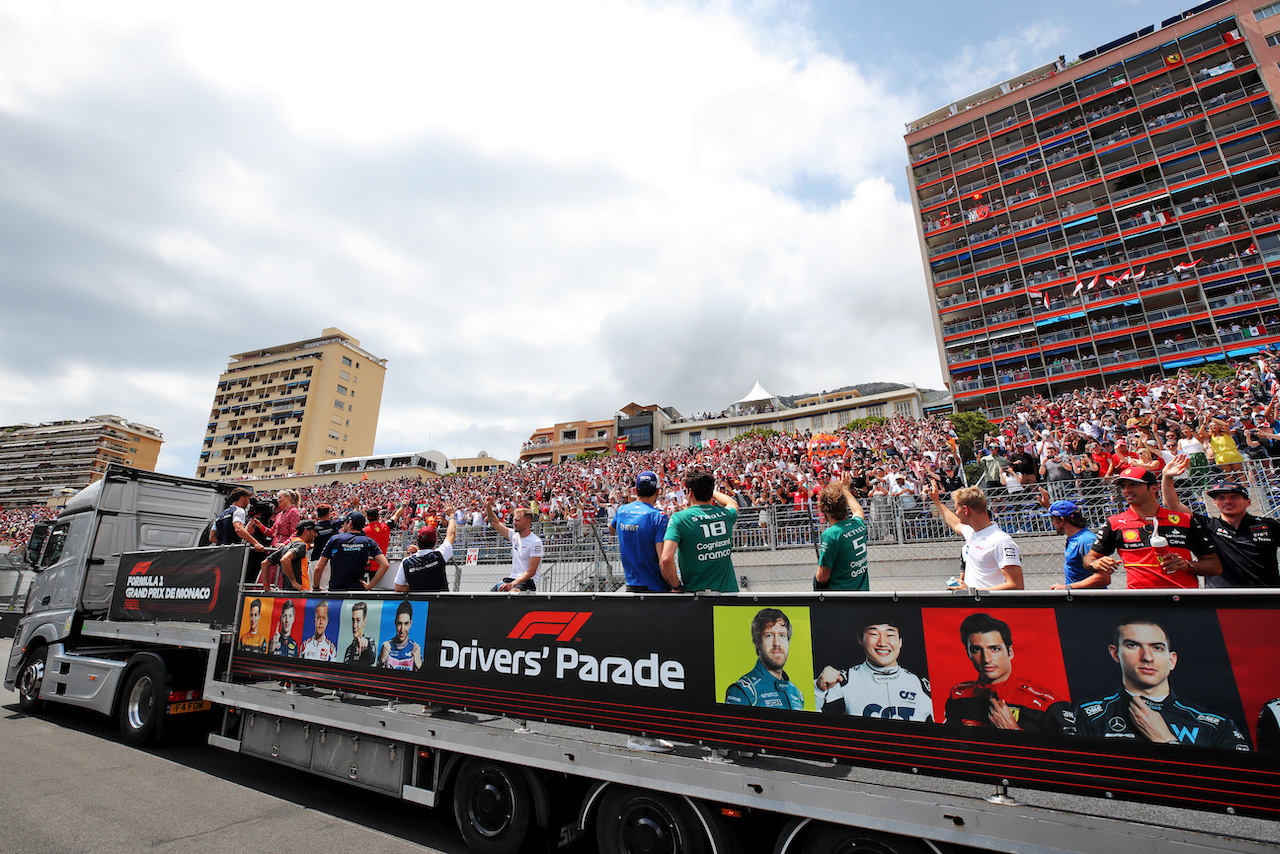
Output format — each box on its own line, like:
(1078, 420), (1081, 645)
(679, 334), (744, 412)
(507, 611), (592, 642)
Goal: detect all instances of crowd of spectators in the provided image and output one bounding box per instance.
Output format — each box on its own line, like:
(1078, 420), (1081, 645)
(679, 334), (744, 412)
(8, 354), (1280, 559)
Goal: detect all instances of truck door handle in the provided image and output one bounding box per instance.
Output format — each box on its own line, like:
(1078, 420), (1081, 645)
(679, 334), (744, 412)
(41, 597), (50, 606)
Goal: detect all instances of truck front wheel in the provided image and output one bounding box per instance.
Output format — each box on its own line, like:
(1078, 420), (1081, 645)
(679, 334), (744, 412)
(451, 757), (533, 854)
(118, 660), (165, 746)
(802, 824), (933, 854)
(596, 787), (707, 854)
(16, 646), (47, 713)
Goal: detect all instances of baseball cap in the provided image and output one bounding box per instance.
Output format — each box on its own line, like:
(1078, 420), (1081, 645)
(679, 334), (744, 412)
(346, 511), (367, 529)
(636, 471), (659, 490)
(295, 520), (318, 535)
(1205, 477), (1249, 498)
(1114, 466), (1158, 485)
(1047, 500), (1080, 518)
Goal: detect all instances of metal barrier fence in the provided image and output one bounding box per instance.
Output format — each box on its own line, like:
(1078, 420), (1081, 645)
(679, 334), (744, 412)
(0, 550), (32, 611)
(414, 458), (1280, 594)
(11, 457), (1278, 602)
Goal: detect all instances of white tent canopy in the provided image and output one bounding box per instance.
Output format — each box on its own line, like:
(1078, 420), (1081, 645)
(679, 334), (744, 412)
(734, 381), (776, 405)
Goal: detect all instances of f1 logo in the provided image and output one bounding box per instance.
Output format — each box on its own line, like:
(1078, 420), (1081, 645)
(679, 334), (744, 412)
(507, 611), (592, 641)
(129, 560), (154, 576)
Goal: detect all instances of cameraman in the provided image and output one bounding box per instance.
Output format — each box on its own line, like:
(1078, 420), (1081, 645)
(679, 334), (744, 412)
(212, 488), (267, 554)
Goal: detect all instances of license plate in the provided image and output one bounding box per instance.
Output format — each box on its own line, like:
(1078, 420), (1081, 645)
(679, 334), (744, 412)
(167, 700), (212, 715)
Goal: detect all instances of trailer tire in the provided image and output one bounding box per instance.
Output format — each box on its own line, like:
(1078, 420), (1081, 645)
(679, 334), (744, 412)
(452, 757), (532, 854)
(596, 786), (707, 854)
(16, 646), (47, 713)
(801, 824), (931, 854)
(118, 660), (164, 746)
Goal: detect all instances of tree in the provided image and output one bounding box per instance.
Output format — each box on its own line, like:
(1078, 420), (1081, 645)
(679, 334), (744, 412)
(948, 411), (996, 466)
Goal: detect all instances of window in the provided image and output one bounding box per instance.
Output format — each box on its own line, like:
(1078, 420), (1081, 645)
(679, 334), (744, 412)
(326, 446), (337, 455)
(334, 399), (345, 409)
(1269, 32), (1280, 46)
(331, 415), (342, 425)
(868, 405), (885, 418)
(812, 414), (824, 430)
(329, 430), (340, 440)
(342, 356), (352, 366)
(41, 523), (70, 568)
(339, 370), (350, 380)
(343, 434), (348, 441)
(895, 400), (914, 417)
(336, 385), (347, 395)
(562, 429), (577, 441)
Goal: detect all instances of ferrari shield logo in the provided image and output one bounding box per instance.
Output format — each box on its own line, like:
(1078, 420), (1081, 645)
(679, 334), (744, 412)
(1167, 514), (1180, 524)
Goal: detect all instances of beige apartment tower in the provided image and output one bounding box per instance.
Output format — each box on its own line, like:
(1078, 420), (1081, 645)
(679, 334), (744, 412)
(197, 328), (387, 480)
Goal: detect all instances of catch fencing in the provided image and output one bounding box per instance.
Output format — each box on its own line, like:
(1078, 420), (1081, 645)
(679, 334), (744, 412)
(408, 459), (1280, 594)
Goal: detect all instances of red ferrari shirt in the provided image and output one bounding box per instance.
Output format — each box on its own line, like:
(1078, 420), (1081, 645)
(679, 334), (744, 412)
(1092, 506), (1216, 589)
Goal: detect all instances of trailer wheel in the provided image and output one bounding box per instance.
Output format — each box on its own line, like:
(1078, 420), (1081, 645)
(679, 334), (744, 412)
(451, 757), (532, 854)
(596, 786), (707, 854)
(118, 660), (164, 746)
(802, 824), (931, 854)
(16, 646), (47, 713)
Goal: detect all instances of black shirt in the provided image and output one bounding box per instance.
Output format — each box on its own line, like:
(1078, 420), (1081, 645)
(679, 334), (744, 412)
(321, 532), (383, 591)
(311, 518), (341, 561)
(1198, 512), (1280, 588)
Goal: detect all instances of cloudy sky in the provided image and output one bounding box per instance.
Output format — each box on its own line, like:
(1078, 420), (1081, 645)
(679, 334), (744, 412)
(0, 0), (1181, 473)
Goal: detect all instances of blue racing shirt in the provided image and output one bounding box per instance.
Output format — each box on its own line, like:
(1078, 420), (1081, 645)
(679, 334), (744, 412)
(610, 500), (669, 590)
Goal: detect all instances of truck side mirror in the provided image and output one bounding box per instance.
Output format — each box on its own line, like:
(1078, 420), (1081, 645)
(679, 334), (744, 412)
(24, 521), (50, 568)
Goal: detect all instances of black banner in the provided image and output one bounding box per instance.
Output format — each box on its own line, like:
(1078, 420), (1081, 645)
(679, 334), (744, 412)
(110, 547), (245, 626)
(229, 591), (1280, 818)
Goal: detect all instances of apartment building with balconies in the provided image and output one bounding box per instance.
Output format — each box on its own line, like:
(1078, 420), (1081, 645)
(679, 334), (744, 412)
(0, 414), (162, 506)
(197, 328), (387, 480)
(908, 0), (1280, 416)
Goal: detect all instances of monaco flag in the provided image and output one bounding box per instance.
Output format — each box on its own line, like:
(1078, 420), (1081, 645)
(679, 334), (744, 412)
(1174, 257), (1201, 272)
(1087, 274), (1101, 290)
(1072, 280), (1085, 297)
(1131, 265), (1147, 280)
(1244, 244), (1258, 256)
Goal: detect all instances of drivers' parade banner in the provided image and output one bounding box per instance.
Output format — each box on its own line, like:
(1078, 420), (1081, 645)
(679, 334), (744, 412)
(230, 591), (1280, 818)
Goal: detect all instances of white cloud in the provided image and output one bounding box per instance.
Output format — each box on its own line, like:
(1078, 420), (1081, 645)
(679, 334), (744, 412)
(0, 0), (943, 475)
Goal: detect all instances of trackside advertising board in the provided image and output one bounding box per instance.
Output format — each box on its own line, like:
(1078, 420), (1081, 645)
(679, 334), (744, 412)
(110, 548), (245, 625)
(229, 591), (1280, 817)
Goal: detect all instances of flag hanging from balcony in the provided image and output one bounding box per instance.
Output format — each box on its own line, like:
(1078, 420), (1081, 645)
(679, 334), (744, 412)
(1119, 269), (1132, 282)
(1104, 274), (1121, 287)
(1041, 289), (1051, 310)
(1156, 211), (1171, 225)
(1111, 73), (1127, 87)
(1244, 244), (1258, 256)
(1072, 280), (1085, 297)
(1174, 257), (1201, 272)
(966, 204), (991, 222)
(1164, 52), (1183, 67)
(1132, 265), (1147, 280)
(1087, 274), (1101, 290)
(1223, 29), (1243, 45)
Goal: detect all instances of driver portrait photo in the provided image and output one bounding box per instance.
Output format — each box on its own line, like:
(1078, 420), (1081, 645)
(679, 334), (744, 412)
(1075, 617), (1249, 749)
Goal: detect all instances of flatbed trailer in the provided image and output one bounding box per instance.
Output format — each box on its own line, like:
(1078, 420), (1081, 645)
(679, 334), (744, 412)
(8, 466), (1280, 853)
(21, 593), (1276, 854)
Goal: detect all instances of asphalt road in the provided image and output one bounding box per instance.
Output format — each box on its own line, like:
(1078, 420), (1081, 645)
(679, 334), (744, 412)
(0, 639), (469, 854)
